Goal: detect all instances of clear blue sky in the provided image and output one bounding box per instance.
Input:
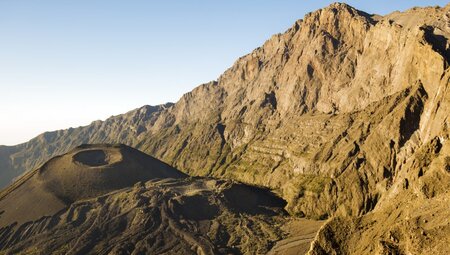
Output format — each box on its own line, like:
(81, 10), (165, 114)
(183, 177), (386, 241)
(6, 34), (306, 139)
(0, 0), (448, 145)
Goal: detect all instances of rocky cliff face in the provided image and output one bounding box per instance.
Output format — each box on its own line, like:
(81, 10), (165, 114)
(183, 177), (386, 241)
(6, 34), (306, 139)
(0, 3), (449, 253)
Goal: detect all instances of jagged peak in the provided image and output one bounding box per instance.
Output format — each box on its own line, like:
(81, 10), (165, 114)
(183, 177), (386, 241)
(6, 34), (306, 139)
(304, 2), (376, 25)
(328, 2), (354, 10)
(326, 2), (369, 15)
(140, 103), (174, 112)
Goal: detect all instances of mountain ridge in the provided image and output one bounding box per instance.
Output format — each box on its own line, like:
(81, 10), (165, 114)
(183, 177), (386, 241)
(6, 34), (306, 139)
(1, 1), (448, 213)
(0, 2), (449, 253)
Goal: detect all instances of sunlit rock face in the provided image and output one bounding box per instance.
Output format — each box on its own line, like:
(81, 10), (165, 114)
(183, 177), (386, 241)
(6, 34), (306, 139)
(0, 2), (449, 254)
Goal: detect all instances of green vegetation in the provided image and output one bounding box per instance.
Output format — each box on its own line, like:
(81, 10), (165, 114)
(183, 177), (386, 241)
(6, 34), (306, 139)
(295, 174), (331, 197)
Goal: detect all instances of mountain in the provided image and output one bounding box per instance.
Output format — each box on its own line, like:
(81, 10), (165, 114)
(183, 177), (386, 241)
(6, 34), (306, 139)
(1, 2), (449, 254)
(0, 144), (300, 254)
(0, 144), (186, 228)
(0, 103), (173, 188)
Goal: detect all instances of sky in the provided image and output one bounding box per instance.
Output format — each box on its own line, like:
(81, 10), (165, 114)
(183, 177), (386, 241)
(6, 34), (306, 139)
(0, 0), (448, 146)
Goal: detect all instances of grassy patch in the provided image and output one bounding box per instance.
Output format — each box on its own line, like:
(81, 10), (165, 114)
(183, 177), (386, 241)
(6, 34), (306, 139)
(295, 174), (330, 197)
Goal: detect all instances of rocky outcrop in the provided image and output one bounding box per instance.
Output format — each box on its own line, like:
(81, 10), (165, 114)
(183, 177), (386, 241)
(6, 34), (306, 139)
(309, 135), (450, 254)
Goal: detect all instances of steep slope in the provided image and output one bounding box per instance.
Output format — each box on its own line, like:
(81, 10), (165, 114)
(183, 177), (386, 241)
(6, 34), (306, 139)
(309, 136), (450, 254)
(1, 2), (449, 223)
(0, 145), (294, 255)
